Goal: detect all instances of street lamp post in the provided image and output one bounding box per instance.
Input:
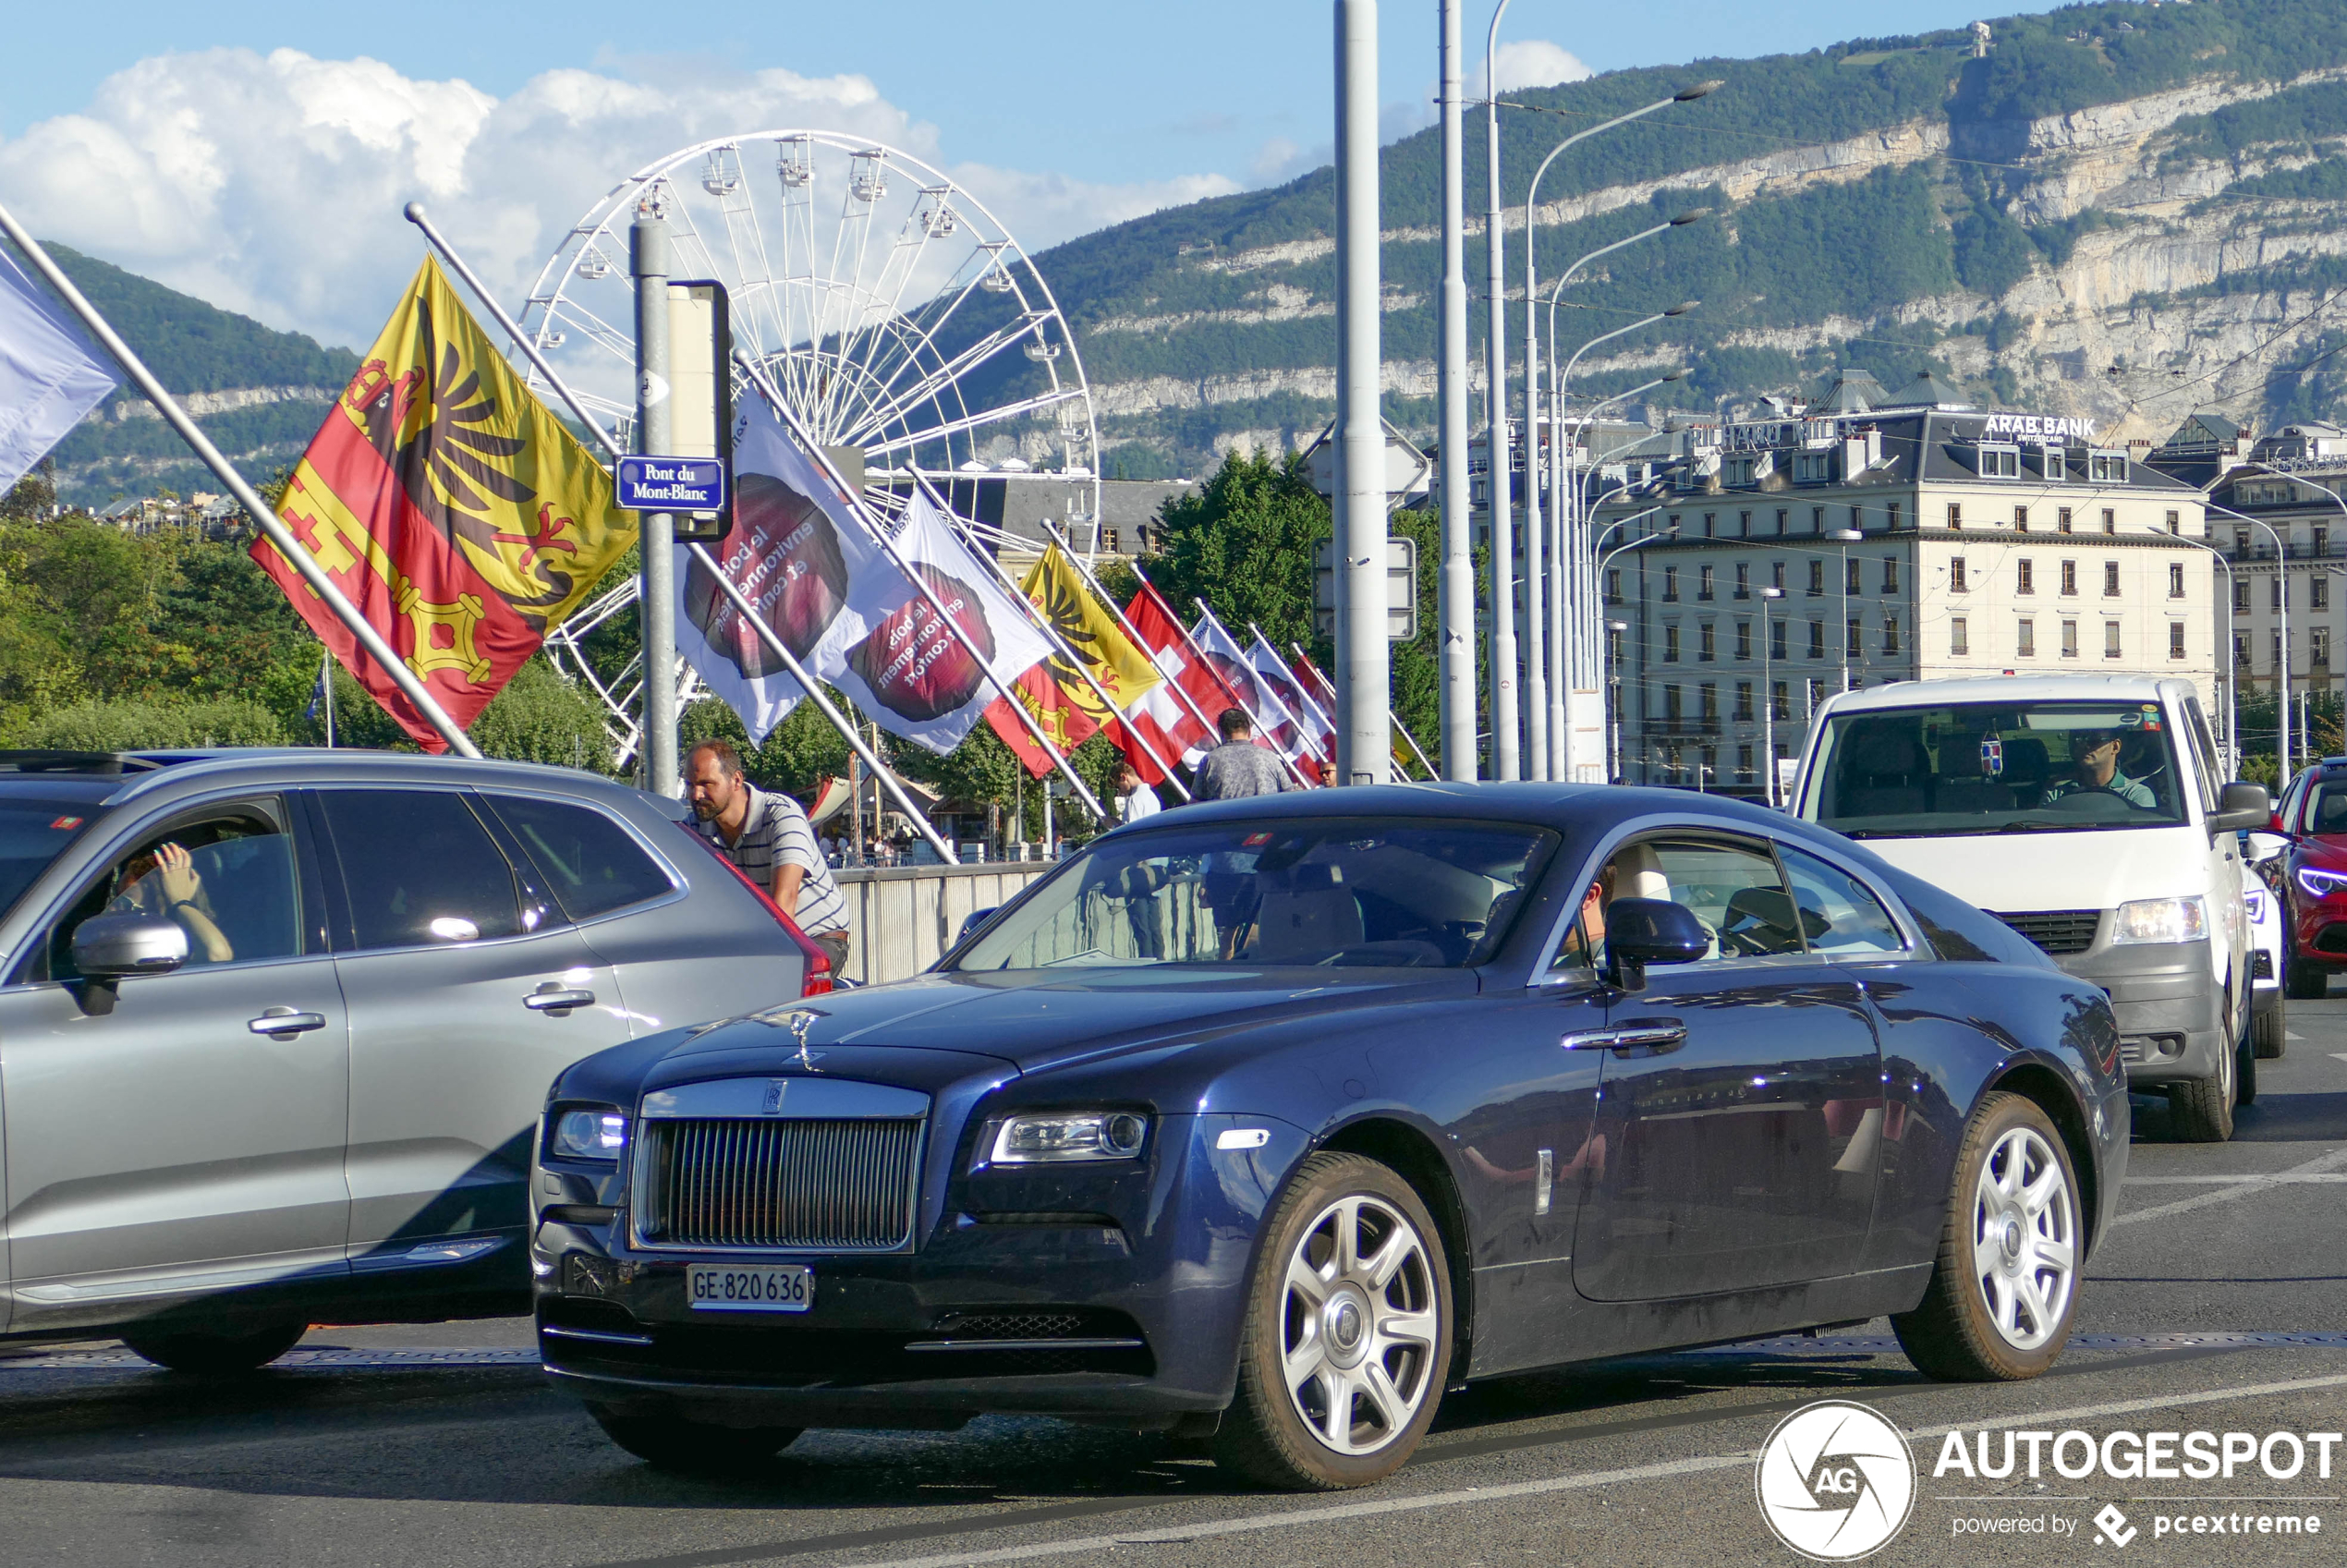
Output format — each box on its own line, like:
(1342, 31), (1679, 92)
(1758, 585), (1786, 806)
(1436, 0), (1474, 781)
(1606, 618), (1629, 782)
(1828, 527), (1863, 690)
(2208, 499), (2293, 783)
(2247, 461), (2347, 761)
(2166, 528), (2242, 771)
(1483, 0), (1518, 781)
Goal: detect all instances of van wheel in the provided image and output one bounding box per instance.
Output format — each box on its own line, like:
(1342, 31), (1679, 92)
(121, 1321), (307, 1374)
(2167, 1027), (2237, 1142)
(2284, 957), (2327, 1000)
(1213, 1153), (1453, 1489)
(1892, 1092), (2080, 1381)
(590, 1408), (803, 1475)
(2253, 997), (2288, 1060)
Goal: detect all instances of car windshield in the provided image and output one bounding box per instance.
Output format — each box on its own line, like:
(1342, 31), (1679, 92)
(0, 800), (94, 918)
(2303, 776), (2347, 836)
(1810, 700), (2189, 838)
(952, 817), (1555, 971)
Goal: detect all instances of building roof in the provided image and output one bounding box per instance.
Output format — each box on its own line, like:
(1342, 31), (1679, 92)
(1879, 370), (1974, 411)
(1807, 369), (1887, 414)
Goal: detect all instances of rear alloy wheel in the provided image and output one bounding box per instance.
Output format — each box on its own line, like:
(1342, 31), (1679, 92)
(120, 1321), (308, 1375)
(590, 1408), (803, 1475)
(2253, 995), (2288, 1059)
(2167, 1017), (2237, 1143)
(1893, 1092), (2081, 1381)
(1214, 1152), (1452, 1489)
(2284, 956), (2327, 1000)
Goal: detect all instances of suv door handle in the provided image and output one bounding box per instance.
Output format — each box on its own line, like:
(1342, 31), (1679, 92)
(525, 986), (597, 1014)
(1561, 1020), (1687, 1056)
(249, 1008), (327, 1038)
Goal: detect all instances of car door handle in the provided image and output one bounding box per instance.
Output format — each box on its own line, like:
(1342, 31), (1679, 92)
(249, 1008), (327, 1038)
(524, 987), (597, 1013)
(1560, 1020), (1687, 1056)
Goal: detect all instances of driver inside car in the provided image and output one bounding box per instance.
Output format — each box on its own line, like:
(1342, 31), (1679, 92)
(108, 840), (236, 963)
(2041, 728), (2157, 809)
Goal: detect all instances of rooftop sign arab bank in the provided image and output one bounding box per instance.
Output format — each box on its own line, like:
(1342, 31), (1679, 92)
(1980, 412), (2098, 441)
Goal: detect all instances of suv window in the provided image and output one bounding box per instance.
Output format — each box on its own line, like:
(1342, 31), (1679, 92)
(28, 807), (300, 982)
(317, 789), (524, 949)
(482, 794), (673, 921)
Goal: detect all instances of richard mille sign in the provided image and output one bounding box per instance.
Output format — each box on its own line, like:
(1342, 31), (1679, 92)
(1981, 413), (2098, 441)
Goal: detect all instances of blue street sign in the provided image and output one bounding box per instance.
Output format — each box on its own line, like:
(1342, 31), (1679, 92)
(616, 456), (728, 512)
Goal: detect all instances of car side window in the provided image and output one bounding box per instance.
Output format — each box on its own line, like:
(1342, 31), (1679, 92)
(31, 809), (300, 983)
(1646, 837), (1808, 960)
(481, 794), (674, 922)
(2179, 697), (2221, 813)
(1777, 845), (1904, 955)
(317, 789), (525, 950)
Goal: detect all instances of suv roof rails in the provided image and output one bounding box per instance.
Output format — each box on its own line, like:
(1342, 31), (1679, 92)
(0, 749), (176, 776)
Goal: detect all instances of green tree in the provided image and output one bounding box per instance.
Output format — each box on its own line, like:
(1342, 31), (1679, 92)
(21, 697), (288, 749)
(1146, 448), (1329, 651)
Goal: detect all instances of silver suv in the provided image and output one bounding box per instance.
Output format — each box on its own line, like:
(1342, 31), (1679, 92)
(0, 748), (825, 1372)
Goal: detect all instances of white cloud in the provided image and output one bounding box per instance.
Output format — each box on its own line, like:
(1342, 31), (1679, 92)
(0, 48), (1236, 351)
(1473, 39), (1596, 98)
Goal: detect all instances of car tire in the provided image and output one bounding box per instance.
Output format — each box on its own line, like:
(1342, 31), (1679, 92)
(120, 1320), (308, 1375)
(2284, 957), (2327, 1000)
(1892, 1091), (2083, 1382)
(2253, 995), (2288, 1059)
(2167, 1021), (2238, 1143)
(2236, 1027), (2258, 1108)
(590, 1408), (803, 1475)
(1213, 1151), (1453, 1490)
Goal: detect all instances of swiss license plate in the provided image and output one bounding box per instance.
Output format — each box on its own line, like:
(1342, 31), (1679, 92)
(687, 1264), (814, 1313)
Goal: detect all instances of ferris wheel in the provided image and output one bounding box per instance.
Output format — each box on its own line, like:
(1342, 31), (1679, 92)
(515, 130), (1102, 765)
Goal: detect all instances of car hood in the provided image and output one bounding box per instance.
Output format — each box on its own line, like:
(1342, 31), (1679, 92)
(1853, 824), (2214, 915)
(2293, 834), (2347, 873)
(654, 967), (1473, 1079)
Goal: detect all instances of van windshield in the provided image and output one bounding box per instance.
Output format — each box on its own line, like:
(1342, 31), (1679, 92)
(1811, 700), (2190, 838)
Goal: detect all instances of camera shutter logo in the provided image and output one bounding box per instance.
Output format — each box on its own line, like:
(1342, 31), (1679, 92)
(1754, 1400), (1916, 1560)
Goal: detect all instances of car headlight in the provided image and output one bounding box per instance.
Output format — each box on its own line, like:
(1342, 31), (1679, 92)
(2297, 866), (2347, 901)
(2111, 895), (2209, 945)
(988, 1111), (1149, 1164)
(550, 1106), (628, 1161)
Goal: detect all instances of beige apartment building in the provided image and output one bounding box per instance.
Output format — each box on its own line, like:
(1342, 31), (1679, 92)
(1594, 373), (2215, 792)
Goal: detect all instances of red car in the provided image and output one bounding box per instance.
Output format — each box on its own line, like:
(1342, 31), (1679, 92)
(2273, 758), (2347, 996)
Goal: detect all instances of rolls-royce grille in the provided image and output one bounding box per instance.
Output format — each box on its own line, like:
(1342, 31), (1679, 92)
(1991, 909), (2101, 955)
(640, 1118), (920, 1249)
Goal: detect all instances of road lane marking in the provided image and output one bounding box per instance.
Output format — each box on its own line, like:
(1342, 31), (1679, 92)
(828, 1375), (2347, 1568)
(2126, 1173), (2347, 1184)
(2112, 1147), (2347, 1226)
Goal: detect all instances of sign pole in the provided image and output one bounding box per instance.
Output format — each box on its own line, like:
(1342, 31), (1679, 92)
(632, 209), (680, 797)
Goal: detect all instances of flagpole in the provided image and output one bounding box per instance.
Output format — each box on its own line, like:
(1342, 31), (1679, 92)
(1124, 563), (1310, 790)
(1244, 619), (1333, 765)
(930, 491), (1191, 801)
(1044, 527), (1228, 752)
(1292, 638), (1434, 780)
(402, 205), (957, 860)
(0, 201), (482, 757)
(734, 351), (1110, 823)
(322, 647), (336, 748)
(1192, 600), (1316, 789)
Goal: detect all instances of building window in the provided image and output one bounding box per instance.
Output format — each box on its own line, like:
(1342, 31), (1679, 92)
(1980, 444), (2021, 479)
(1739, 511), (1752, 537)
(2017, 558), (2035, 594)
(1735, 562), (1751, 598)
(1736, 620), (1753, 659)
(1699, 622), (1717, 661)
(1775, 508), (1789, 536)
(2059, 506), (2074, 533)
(2103, 561), (2121, 597)
(1772, 680), (1791, 720)
(2170, 621), (2186, 661)
(2233, 578), (2250, 613)
(2101, 507), (2117, 534)
(1951, 556), (1969, 592)
(2272, 577), (2283, 610)
(2017, 617), (2036, 658)
(1807, 620), (1826, 659)
(1770, 619), (1788, 660)
(1667, 514), (1681, 535)
(1881, 557), (1900, 592)
(1664, 624), (1681, 662)
(2274, 631), (2283, 670)
(1947, 502), (1963, 529)
(2014, 504), (2030, 531)
(1846, 616), (1862, 657)
(2316, 628), (2332, 667)
(1883, 614), (1901, 655)
(2169, 562), (2185, 599)
(2104, 620), (2122, 659)
(1606, 568), (1622, 602)
(1665, 685), (1683, 723)
(2166, 508), (2182, 535)
(2317, 577), (2331, 612)
(1951, 616), (1969, 656)
(1808, 560), (1825, 596)
(2235, 529), (2251, 553)
(1812, 506), (1827, 534)
(1703, 513), (1717, 538)
(1663, 566), (1679, 602)
(2235, 632), (2253, 668)
(1733, 681), (1754, 721)
(1772, 560), (1787, 590)
(1698, 565), (1716, 601)
(1794, 452), (1831, 483)
(1888, 501), (1903, 530)
(2089, 451), (2129, 482)
(1845, 555), (1861, 594)
(2319, 525), (2331, 557)
(2062, 619), (2080, 658)
(1807, 677), (1828, 712)
(1701, 683), (1719, 722)
(1737, 744), (1755, 783)
(2061, 560), (2078, 596)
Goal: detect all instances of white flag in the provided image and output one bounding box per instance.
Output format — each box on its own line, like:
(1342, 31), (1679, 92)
(0, 245), (116, 496)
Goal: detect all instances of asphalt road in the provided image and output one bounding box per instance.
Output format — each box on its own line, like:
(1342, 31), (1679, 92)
(3, 1005), (2343, 1566)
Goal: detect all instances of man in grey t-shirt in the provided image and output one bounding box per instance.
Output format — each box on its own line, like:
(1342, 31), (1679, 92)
(1193, 708), (1295, 799)
(685, 739), (853, 973)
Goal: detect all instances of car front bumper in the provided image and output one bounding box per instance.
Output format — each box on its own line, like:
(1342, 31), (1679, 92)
(2053, 938), (2228, 1088)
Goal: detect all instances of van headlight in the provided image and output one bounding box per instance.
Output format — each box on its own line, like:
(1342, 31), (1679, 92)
(2296, 866), (2347, 901)
(550, 1106), (628, 1161)
(2111, 896), (2208, 945)
(987, 1111), (1149, 1164)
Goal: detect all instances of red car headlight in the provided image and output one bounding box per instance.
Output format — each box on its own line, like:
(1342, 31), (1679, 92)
(2295, 866), (2347, 901)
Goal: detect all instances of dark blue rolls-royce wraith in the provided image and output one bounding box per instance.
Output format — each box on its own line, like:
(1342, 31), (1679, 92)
(531, 784), (2127, 1489)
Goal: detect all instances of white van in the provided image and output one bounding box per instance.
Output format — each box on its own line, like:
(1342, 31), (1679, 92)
(1791, 675), (2271, 1141)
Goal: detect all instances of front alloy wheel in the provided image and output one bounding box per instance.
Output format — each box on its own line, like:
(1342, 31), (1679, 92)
(1216, 1153), (1452, 1489)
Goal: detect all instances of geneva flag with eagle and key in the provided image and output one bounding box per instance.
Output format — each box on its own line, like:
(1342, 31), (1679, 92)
(251, 256), (635, 750)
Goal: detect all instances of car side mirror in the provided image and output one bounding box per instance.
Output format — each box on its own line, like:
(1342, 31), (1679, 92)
(2245, 831), (2290, 866)
(2209, 781), (2272, 836)
(1603, 897), (1709, 993)
(68, 912), (188, 1016)
(956, 906), (1000, 946)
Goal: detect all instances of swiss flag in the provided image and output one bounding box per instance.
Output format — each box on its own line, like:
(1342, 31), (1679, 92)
(1112, 583), (1245, 785)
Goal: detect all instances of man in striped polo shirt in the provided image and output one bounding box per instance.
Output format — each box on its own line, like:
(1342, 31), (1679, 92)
(684, 739), (852, 975)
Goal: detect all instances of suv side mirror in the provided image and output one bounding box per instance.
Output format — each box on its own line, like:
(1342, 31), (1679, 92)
(68, 912), (188, 1016)
(1603, 897), (1709, 992)
(2209, 781), (2272, 835)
